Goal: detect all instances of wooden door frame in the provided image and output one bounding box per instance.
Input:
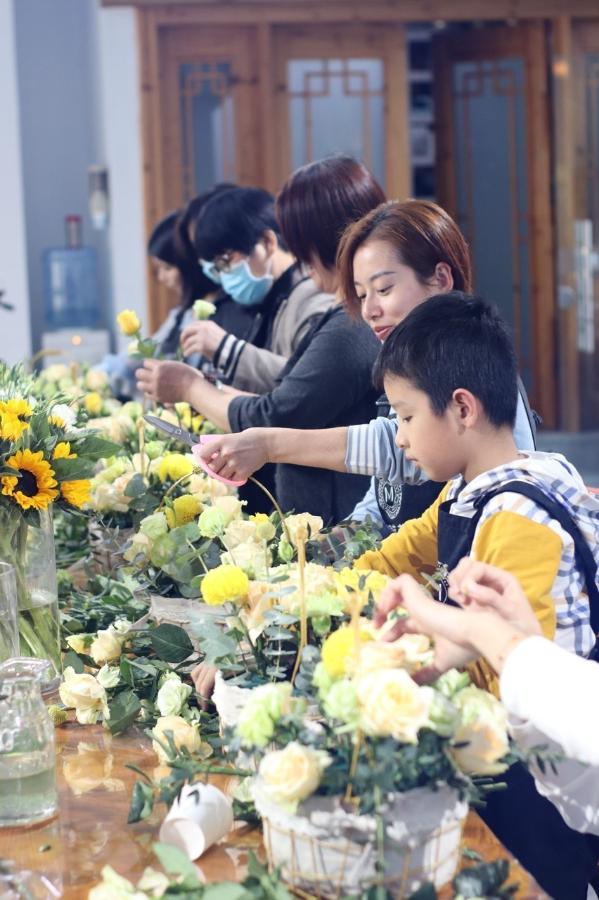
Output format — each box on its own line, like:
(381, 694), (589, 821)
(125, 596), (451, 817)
(433, 22), (557, 427)
(272, 24), (409, 198)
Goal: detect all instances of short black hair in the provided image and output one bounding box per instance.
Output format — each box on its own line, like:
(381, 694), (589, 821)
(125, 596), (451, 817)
(193, 186), (285, 260)
(373, 292), (518, 428)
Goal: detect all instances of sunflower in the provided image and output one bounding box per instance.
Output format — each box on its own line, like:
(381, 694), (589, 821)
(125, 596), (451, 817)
(0, 399), (33, 441)
(1, 449), (58, 511)
(61, 479), (91, 508)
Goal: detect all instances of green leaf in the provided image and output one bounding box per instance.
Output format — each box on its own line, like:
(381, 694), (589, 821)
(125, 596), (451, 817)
(106, 689), (141, 735)
(124, 473), (147, 498)
(62, 649), (85, 673)
(153, 842), (202, 884)
(150, 623), (195, 663)
(453, 859), (510, 897)
(128, 780), (155, 823)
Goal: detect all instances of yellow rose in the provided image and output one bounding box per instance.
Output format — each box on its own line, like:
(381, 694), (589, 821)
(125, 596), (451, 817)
(152, 715), (203, 763)
(89, 628), (124, 665)
(116, 309), (141, 336)
(59, 667), (107, 725)
(284, 513), (323, 546)
(355, 668), (431, 744)
(321, 623), (373, 678)
(201, 564), (249, 606)
(258, 742), (330, 812)
(84, 392), (103, 416)
(449, 687), (509, 776)
(66, 634), (90, 655)
(154, 453), (195, 483)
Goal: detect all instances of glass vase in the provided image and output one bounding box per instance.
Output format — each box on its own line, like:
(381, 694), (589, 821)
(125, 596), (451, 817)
(0, 562), (18, 663)
(0, 509), (61, 693)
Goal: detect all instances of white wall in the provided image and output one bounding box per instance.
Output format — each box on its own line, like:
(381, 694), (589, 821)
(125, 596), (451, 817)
(97, 5), (148, 352)
(0, 0), (32, 364)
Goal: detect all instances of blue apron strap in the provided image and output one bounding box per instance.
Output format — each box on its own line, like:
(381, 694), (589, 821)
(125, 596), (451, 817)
(474, 480), (599, 637)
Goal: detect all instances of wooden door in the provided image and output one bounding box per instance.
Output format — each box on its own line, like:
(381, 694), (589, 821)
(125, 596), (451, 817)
(572, 21), (599, 428)
(434, 23), (556, 427)
(273, 24), (410, 198)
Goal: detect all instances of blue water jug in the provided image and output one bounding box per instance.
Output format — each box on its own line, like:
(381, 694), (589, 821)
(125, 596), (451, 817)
(43, 216), (100, 328)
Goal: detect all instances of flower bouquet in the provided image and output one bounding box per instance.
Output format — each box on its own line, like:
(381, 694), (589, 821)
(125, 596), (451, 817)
(230, 618), (512, 898)
(0, 363), (119, 685)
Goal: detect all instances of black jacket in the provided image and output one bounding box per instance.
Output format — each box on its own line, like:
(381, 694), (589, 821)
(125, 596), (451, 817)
(228, 306), (380, 524)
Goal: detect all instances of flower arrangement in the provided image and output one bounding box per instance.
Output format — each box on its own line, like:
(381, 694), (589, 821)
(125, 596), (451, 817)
(0, 363), (119, 674)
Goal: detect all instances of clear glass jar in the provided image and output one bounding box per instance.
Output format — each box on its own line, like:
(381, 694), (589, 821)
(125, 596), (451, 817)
(0, 658), (57, 827)
(0, 562), (18, 663)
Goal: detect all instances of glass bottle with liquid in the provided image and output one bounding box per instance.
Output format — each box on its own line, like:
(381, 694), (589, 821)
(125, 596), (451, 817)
(42, 215), (100, 328)
(0, 657), (57, 827)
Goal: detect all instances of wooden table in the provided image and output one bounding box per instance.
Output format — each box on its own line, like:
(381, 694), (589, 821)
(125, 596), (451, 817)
(0, 722), (546, 898)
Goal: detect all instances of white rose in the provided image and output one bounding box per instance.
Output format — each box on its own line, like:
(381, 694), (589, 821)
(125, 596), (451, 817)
(284, 513), (323, 546)
(85, 369), (109, 391)
(96, 665), (121, 690)
(213, 495), (245, 524)
(51, 402), (76, 427)
(88, 865), (147, 900)
(112, 619), (132, 637)
(220, 540), (271, 580)
(393, 633), (434, 673)
(152, 715), (203, 764)
(355, 668), (432, 744)
(59, 667), (107, 725)
(44, 364), (70, 383)
(258, 742), (330, 811)
(223, 519), (258, 548)
(450, 686), (510, 776)
(155, 673), (192, 717)
(89, 627), (124, 665)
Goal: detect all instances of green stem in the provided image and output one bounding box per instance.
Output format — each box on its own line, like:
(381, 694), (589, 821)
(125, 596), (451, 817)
(373, 783), (386, 900)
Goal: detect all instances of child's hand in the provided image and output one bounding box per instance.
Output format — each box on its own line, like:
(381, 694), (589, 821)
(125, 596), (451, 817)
(447, 558), (542, 637)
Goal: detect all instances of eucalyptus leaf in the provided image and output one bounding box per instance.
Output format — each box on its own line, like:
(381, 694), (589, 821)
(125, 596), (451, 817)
(128, 780), (155, 823)
(153, 842), (202, 884)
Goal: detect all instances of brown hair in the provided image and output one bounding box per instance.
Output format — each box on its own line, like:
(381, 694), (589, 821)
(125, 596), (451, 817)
(336, 199), (472, 318)
(276, 155), (386, 269)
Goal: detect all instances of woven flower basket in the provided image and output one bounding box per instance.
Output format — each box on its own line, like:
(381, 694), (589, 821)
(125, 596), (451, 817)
(88, 520), (133, 573)
(253, 781), (468, 898)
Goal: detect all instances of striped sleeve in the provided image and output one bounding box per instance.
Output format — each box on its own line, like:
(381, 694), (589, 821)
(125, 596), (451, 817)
(345, 417), (427, 485)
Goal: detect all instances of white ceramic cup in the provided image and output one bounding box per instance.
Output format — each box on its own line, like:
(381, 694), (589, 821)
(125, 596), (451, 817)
(159, 783), (234, 860)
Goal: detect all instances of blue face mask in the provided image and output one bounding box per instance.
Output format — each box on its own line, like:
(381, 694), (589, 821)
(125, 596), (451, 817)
(200, 259), (223, 285)
(220, 259), (274, 307)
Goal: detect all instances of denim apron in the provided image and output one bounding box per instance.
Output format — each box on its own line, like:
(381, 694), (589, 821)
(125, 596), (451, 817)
(374, 397), (445, 530)
(437, 479), (599, 899)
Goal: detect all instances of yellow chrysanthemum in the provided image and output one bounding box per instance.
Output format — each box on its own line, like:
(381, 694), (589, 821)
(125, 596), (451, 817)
(116, 309), (141, 336)
(154, 453), (195, 483)
(321, 623), (373, 678)
(61, 479), (91, 509)
(201, 564), (249, 607)
(83, 393), (103, 416)
(1, 449), (58, 511)
(0, 399), (33, 441)
(53, 442), (76, 460)
(335, 568), (389, 600)
(164, 494), (203, 528)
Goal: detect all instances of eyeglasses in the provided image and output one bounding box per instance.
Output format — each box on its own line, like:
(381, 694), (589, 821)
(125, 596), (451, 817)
(199, 252), (239, 274)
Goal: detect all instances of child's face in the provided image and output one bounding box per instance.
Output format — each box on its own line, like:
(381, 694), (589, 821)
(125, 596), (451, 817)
(385, 375), (464, 482)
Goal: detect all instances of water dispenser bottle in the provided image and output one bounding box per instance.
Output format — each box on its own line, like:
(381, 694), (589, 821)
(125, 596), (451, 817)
(43, 216), (100, 328)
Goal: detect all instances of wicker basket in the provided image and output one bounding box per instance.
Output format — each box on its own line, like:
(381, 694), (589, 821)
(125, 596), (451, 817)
(253, 781), (468, 898)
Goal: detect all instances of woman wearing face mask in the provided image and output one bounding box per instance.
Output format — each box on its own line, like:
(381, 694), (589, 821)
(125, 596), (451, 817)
(193, 200), (537, 531)
(179, 185), (333, 393)
(136, 156), (385, 523)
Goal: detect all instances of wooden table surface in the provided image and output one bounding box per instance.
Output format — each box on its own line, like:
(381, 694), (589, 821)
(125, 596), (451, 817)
(0, 722), (547, 899)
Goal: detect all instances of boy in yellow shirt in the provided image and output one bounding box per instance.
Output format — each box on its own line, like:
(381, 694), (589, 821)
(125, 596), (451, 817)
(357, 293), (599, 900)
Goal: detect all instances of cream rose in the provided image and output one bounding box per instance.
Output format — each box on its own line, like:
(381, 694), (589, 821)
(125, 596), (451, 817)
(220, 540), (271, 580)
(223, 518), (258, 548)
(85, 369), (109, 391)
(284, 513), (323, 546)
(394, 633), (434, 673)
(59, 667), (108, 725)
(155, 674), (192, 717)
(89, 627), (124, 666)
(66, 634), (91, 655)
(258, 742), (330, 811)
(213, 495), (245, 524)
(152, 715), (203, 763)
(450, 687), (509, 776)
(355, 668), (431, 744)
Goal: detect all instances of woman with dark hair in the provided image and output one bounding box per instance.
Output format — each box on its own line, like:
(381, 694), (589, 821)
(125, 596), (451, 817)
(136, 156), (384, 523)
(178, 185), (333, 393)
(191, 199), (536, 530)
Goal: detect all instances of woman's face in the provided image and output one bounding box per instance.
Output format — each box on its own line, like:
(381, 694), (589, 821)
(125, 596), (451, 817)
(307, 256), (338, 294)
(151, 258), (182, 294)
(353, 239), (452, 341)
